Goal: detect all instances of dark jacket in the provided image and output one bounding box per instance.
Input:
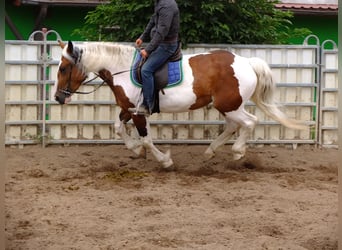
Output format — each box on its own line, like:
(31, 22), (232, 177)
(140, 0), (180, 54)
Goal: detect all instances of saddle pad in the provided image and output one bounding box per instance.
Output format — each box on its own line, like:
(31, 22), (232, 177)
(130, 51), (183, 88)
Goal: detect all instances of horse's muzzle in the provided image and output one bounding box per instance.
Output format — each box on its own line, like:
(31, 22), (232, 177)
(54, 91), (67, 104)
(55, 95), (65, 104)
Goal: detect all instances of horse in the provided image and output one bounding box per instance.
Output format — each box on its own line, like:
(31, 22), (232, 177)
(53, 41), (306, 168)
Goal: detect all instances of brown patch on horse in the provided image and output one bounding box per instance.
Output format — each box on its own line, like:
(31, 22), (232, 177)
(119, 110), (132, 124)
(98, 69), (148, 137)
(131, 115), (148, 137)
(189, 50), (243, 113)
(98, 69), (135, 111)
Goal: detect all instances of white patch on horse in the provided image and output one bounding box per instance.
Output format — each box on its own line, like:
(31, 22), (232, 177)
(159, 54), (197, 112)
(62, 46), (75, 64)
(80, 43), (136, 73)
(231, 53), (258, 102)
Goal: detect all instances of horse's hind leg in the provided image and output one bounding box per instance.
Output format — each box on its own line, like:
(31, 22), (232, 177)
(229, 109), (258, 160)
(204, 120), (239, 160)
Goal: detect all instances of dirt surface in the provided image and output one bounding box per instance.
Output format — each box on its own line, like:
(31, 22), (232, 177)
(5, 144), (338, 250)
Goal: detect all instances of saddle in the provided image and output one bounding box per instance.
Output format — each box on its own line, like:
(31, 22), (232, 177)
(131, 42), (183, 113)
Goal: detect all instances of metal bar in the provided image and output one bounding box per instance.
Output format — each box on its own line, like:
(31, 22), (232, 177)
(5, 80), (317, 87)
(6, 101), (44, 105)
(5, 140), (38, 145)
(5, 60), (44, 65)
(45, 120), (115, 125)
(186, 43), (320, 50)
(5, 121), (43, 125)
(41, 33), (48, 147)
(43, 101), (315, 106)
(321, 88), (338, 92)
(5, 117), (316, 126)
(322, 69), (338, 73)
(276, 83), (318, 87)
(5, 81), (41, 85)
(270, 64), (318, 68)
(46, 101), (115, 105)
(47, 139), (316, 145)
(320, 107), (338, 111)
(321, 126), (338, 130)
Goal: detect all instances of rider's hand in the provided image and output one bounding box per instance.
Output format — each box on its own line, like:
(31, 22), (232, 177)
(135, 38), (143, 48)
(140, 49), (148, 59)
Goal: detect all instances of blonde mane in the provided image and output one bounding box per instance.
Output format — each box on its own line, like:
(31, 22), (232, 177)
(77, 42), (136, 73)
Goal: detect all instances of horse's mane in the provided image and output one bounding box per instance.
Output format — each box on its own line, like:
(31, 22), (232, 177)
(79, 42), (136, 72)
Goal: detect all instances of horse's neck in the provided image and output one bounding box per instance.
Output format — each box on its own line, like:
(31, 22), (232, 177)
(80, 43), (134, 74)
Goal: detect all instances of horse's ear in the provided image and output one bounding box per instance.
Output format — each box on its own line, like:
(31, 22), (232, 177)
(67, 40), (74, 54)
(58, 40), (65, 49)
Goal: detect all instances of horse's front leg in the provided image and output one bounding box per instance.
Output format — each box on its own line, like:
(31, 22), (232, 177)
(98, 69), (146, 158)
(132, 115), (174, 168)
(115, 111), (146, 158)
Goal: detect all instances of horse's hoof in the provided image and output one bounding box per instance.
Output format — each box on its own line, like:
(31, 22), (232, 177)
(160, 164), (176, 172)
(161, 149), (173, 168)
(204, 148), (215, 160)
(233, 153), (244, 161)
(138, 147), (147, 159)
(132, 146), (146, 159)
(162, 159), (174, 169)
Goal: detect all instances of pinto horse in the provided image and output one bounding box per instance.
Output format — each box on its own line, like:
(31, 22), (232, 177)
(54, 41), (306, 168)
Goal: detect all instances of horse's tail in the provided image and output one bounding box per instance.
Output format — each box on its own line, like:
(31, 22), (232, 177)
(248, 57), (307, 130)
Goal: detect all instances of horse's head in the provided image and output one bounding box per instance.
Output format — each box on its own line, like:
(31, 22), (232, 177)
(54, 40), (88, 104)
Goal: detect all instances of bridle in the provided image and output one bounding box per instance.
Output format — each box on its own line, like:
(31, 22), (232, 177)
(58, 64), (104, 96)
(58, 57), (135, 96)
(58, 45), (142, 97)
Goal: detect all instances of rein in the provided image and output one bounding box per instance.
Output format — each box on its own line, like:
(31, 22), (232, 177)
(60, 68), (134, 96)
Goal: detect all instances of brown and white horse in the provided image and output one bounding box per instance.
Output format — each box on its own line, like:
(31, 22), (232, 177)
(54, 41), (306, 168)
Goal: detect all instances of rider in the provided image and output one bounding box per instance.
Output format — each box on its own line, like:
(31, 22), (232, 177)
(128, 0), (180, 116)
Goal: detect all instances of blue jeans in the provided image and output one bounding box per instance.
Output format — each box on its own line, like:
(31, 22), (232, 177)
(141, 42), (178, 111)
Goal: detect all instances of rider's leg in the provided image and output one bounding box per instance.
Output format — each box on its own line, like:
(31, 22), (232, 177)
(139, 43), (178, 114)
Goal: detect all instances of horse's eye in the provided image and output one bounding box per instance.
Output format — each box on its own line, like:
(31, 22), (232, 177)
(59, 67), (66, 74)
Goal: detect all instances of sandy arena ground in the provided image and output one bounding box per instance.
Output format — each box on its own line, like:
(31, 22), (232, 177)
(5, 144), (338, 250)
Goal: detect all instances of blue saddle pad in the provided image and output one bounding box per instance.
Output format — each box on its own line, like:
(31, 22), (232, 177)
(130, 51), (183, 88)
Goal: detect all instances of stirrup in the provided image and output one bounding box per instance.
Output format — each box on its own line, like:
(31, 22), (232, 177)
(128, 106), (150, 116)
